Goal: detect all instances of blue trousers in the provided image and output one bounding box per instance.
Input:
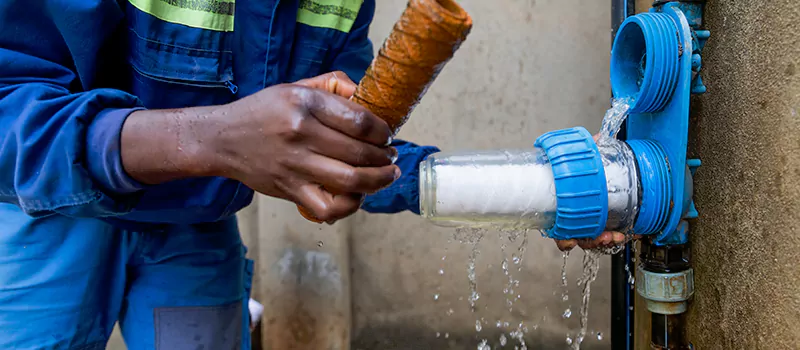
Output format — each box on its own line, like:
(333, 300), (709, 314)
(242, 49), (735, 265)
(0, 204), (254, 350)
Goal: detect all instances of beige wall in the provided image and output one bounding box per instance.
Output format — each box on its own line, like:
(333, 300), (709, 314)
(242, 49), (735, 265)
(245, 1), (614, 349)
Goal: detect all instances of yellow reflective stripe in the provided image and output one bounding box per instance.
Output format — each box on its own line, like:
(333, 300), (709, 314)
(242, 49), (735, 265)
(297, 0), (363, 33)
(128, 0), (235, 32)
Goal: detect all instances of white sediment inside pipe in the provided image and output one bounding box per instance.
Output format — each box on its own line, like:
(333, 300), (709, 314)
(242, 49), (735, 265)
(432, 160), (557, 228)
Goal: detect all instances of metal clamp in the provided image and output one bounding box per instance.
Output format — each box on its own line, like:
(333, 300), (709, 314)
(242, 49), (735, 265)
(636, 265), (695, 314)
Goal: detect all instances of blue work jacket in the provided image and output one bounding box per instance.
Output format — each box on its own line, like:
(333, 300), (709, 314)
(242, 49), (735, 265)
(0, 0), (438, 228)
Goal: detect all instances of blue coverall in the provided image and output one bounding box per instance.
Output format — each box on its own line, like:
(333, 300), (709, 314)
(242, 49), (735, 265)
(0, 0), (439, 349)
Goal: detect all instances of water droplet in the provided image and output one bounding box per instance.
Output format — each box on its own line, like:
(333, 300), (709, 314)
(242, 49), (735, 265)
(500, 334), (508, 346)
(496, 321), (502, 328)
(445, 333), (449, 339)
(447, 308), (454, 316)
(475, 320), (482, 332)
(566, 336), (573, 345)
(436, 332), (441, 338)
(597, 332), (604, 340)
(442, 255), (447, 261)
(317, 241), (323, 247)
(563, 309), (572, 318)
(439, 269), (444, 275)
(434, 294), (440, 301)
(562, 293), (569, 301)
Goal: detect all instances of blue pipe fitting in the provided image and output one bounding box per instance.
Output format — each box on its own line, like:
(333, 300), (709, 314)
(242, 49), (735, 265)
(615, 3), (704, 245)
(534, 127), (608, 241)
(535, 3), (706, 245)
(626, 140), (671, 235)
(611, 12), (681, 113)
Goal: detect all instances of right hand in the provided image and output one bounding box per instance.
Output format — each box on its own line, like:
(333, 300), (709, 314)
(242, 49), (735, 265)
(122, 73), (400, 223)
(214, 77), (400, 222)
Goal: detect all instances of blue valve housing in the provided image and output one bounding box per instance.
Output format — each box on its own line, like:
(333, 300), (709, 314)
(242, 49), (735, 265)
(610, 3), (705, 245)
(534, 127), (608, 240)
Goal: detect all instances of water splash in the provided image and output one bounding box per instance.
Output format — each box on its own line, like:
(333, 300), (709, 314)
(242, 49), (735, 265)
(597, 97), (633, 145)
(455, 227), (486, 312)
(570, 250), (603, 350)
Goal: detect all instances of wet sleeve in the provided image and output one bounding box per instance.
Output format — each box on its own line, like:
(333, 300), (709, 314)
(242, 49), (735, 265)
(361, 140), (440, 214)
(0, 0), (148, 218)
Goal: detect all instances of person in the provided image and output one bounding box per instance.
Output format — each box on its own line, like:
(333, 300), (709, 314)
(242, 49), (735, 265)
(0, 1), (625, 349)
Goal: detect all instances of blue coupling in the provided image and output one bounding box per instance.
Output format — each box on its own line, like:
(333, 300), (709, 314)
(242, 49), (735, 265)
(534, 127), (608, 240)
(611, 12), (681, 113)
(627, 140), (671, 235)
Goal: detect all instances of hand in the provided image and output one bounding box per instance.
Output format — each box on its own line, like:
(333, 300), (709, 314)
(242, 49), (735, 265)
(553, 231), (640, 251)
(552, 133), (639, 251)
(122, 71), (400, 223)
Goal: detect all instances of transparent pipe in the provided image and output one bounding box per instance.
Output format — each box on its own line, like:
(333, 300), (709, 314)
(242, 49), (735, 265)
(419, 139), (640, 232)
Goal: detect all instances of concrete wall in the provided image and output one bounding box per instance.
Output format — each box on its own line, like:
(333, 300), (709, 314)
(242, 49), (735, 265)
(243, 1), (614, 349)
(685, 1), (800, 349)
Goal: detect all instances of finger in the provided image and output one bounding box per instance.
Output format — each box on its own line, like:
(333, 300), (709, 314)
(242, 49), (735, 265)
(304, 88), (393, 146)
(293, 183), (364, 222)
(302, 118), (397, 166)
(290, 154), (400, 194)
(555, 240), (577, 251)
(593, 133), (601, 142)
(295, 71), (357, 99)
(577, 232), (613, 250)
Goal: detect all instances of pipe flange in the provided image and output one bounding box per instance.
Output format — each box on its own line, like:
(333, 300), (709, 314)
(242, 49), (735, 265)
(636, 265), (694, 314)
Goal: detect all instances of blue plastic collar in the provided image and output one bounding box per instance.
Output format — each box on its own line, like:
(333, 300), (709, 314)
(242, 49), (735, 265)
(534, 127), (608, 240)
(627, 140), (671, 235)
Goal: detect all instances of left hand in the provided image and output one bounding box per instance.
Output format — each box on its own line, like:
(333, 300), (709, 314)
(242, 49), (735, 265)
(552, 133), (640, 251)
(553, 231), (640, 251)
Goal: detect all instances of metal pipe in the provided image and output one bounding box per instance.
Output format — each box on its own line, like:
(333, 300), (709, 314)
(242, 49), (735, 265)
(651, 313), (691, 350)
(638, 241), (694, 350)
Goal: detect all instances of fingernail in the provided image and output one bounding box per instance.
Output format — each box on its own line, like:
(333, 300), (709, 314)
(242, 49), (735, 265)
(385, 136), (393, 146)
(389, 147), (399, 164)
(394, 166), (402, 180)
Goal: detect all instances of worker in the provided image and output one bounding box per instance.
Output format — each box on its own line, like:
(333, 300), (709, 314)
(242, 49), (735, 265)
(0, 1), (626, 349)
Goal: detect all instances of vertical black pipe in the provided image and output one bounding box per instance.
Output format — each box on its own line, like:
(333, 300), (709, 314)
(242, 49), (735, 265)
(610, 1), (635, 350)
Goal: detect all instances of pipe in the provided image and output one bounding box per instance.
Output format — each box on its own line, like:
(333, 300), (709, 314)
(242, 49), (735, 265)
(418, 138), (640, 232)
(638, 241), (693, 350)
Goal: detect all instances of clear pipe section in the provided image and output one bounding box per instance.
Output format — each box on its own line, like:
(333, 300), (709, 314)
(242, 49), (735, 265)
(419, 139), (640, 232)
